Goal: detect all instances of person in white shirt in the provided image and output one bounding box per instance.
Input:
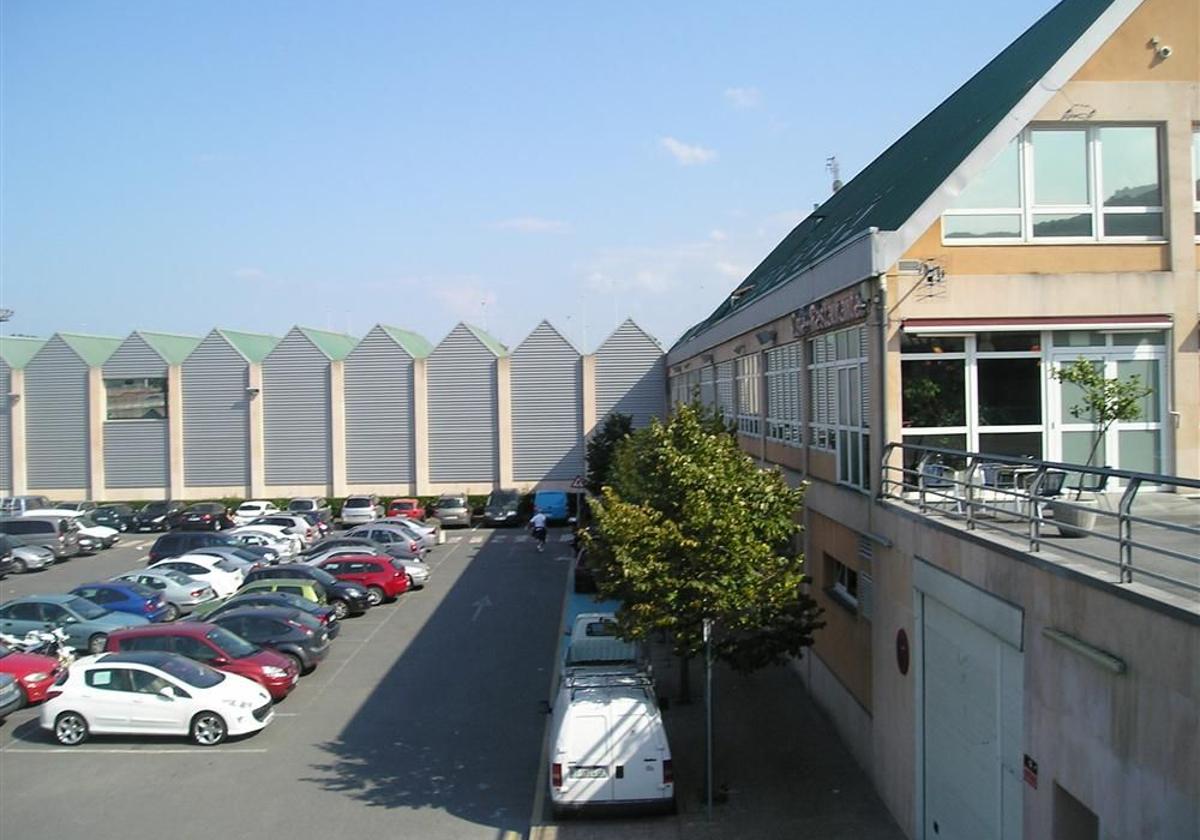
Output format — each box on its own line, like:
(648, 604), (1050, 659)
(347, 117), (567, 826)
(529, 510), (548, 552)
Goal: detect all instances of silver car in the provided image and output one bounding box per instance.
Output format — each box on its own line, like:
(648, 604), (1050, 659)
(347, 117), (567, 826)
(5, 535), (55, 573)
(340, 495), (382, 527)
(110, 568), (218, 618)
(375, 518), (438, 550)
(431, 495), (471, 528)
(344, 524), (426, 559)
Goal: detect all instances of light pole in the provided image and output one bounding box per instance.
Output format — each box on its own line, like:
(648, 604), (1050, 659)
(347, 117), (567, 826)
(703, 616), (714, 821)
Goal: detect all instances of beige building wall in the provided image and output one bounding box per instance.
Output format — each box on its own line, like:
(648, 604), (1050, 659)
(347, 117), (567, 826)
(87, 367), (104, 500)
(412, 358), (429, 496)
(329, 360), (347, 498)
(167, 364), (185, 500)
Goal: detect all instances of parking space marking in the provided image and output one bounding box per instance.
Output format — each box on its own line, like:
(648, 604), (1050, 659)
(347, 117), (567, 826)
(470, 536), (483, 544)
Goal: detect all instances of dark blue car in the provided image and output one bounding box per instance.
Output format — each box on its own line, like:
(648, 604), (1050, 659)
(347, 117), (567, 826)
(69, 582), (172, 623)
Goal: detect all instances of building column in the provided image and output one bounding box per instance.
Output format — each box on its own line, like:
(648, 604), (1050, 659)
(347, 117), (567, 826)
(168, 364), (185, 500)
(9, 369), (27, 495)
(581, 354), (597, 438)
(330, 360), (347, 497)
(412, 358), (429, 496)
(497, 356), (513, 487)
(248, 363), (266, 498)
(87, 368), (105, 500)
(1166, 118), (1199, 479)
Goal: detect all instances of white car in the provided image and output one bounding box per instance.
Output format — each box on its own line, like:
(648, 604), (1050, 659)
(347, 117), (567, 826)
(303, 545), (430, 589)
(231, 500), (279, 527)
(227, 526), (302, 557)
(149, 554), (243, 599)
(42, 651), (273, 746)
(247, 514), (318, 544)
(23, 509), (120, 549)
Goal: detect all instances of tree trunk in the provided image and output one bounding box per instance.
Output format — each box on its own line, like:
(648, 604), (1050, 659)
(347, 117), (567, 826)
(678, 653), (692, 704)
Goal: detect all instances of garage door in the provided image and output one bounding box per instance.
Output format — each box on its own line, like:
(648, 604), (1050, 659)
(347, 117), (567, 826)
(922, 594), (1023, 840)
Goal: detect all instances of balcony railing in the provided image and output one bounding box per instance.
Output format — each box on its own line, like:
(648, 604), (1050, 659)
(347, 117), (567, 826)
(880, 443), (1200, 605)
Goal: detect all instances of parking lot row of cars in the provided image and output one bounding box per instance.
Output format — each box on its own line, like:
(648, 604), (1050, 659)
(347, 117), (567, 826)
(0, 507), (447, 747)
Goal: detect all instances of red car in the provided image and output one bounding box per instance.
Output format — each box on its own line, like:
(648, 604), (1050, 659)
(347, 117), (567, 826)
(105, 623), (299, 701)
(0, 643), (62, 705)
(386, 498), (424, 520)
(317, 555), (409, 605)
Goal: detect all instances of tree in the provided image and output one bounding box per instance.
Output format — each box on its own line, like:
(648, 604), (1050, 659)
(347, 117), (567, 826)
(586, 402), (823, 694)
(585, 412), (633, 496)
(1051, 358), (1151, 498)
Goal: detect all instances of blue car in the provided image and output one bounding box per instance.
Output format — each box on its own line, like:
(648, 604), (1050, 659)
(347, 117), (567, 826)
(0, 594), (149, 654)
(69, 581), (173, 623)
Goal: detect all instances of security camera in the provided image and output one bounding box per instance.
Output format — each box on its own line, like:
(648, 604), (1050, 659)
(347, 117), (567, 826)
(1157, 44), (1172, 59)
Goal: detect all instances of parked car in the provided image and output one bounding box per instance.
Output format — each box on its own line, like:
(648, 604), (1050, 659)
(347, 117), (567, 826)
(106, 623), (300, 701)
(0, 515), (81, 560)
(132, 500), (186, 532)
(69, 581), (173, 623)
(340, 495), (383, 527)
(232, 500), (279, 526)
(0, 641), (64, 705)
(0, 496), (52, 517)
(0, 536), (14, 578)
(42, 651), (274, 746)
(179, 502), (235, 531)
(194, 591), (339, 638)
(226, 526), (301, 557)
(148, 555), (244, 599)
(235, 578), (330, 610)
(376, 517), (438, 550)
(148, 531), (277, 565)
(55, 500), (97, 514)
(483, 489), (523, 527)
(0, 673), (22, 721)
(534, 490), (570, 523)
(190, 545), (270, 573)
(303, 540), (431, 588)
(2, 535), (55, 574)
(246, 514), (317, 544)
(344, 524), (426, 559)
(206, 607), (330, 674)
(431, 495), (471, 528)
(110, 569), (217, 619)
(92, 504), (136, 532)
(316, 555), (409, 605)
(287, 497), (332, 525)
(386, 498), (425, 521)
(242, 565), (370, 618)
(25, 509), (120, 549)
(294, 511), (331, 538)
(0, 594), (149, 654)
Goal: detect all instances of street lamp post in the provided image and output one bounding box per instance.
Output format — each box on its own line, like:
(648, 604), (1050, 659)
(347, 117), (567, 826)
(704, 616), (714, 821)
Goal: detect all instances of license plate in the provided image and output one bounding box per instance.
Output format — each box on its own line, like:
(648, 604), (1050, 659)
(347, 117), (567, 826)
(569, 767), (608, 779)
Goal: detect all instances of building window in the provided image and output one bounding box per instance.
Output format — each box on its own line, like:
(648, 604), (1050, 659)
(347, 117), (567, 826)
(105, 378), (167, 420)
(944, 125), (1165, 244)
(715, 361), (735, 423)
(765, 342), (803, 446)
(809, 325), (869, 490)
(735, 354), (761, 436)
(826, 554), (859, 611)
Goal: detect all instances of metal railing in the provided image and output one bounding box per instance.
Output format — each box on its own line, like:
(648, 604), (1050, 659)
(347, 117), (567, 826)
(880, 443), (1200, 600)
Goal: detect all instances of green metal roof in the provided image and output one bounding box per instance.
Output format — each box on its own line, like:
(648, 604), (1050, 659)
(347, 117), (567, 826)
(463, 324), (508, 357)
(297, 327), (358, 361)
(57, 332), (123, 366)
(137, 331), (202, 365)
(0, 336), (46, 370)
(675, 0), (1119, 349)
(216, 329), (279, 363)
(380, 325), (434, 359)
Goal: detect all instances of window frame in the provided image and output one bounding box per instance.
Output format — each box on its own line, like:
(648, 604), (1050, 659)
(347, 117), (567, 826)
(765, 342), (804, 447)
(809, 325), (870, 491)
(103, 376), (169, 421)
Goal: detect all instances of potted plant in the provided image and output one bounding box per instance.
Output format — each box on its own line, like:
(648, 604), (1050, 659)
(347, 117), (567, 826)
(1049, 358), (1151, 536)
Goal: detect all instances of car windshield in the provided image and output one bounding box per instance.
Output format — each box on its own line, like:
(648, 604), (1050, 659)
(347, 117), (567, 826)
(159, 656), (225, 688)
(157, 570), (192, 585)
(343, 498), (370, 508)
(212, 559), (240, 573)
(489, 492), (519, 507)
(65, 597), (107, 620)
(307, 567), (337, 587)
(76, 514), (99, 527)
(142, 503), (167, 515)
(6, 536), (26, 548)
(236, 504), (260, 512)
(288, 500), (314, 511)
(124, 582), (157, 598)
(228, 547), (260, 563)
(206, 627), (259, 658)
(189, 504), (221, 513)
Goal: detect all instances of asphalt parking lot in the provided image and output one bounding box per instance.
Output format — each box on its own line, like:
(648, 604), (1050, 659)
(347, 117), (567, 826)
(0, 526), (576, 840)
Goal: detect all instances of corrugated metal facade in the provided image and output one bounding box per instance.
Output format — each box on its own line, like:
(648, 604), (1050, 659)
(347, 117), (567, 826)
(103, 334), (169, 489)
(0, 364), (11, 491)
(594, 320), (666, 429)
(427, 324), (498, 483)
(25, 337), (90, 490)
(183, 332), (250, 488)
(264, 329), (332, 486)
(511, 322), (582, 482)
(345, 326), (415, 485)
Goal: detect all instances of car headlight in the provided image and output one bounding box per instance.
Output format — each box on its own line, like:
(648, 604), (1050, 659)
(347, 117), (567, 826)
(344, 586), (365, 597)
(22, 672), (50, 683)
(262, 666), (288, 679)
(222, 698), (254, 709)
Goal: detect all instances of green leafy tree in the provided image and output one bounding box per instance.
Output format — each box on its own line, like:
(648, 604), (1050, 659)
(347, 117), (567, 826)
(585, 412), (634, 496)
(587, 402), (823, 697)
(1051, 357), (1151, 498)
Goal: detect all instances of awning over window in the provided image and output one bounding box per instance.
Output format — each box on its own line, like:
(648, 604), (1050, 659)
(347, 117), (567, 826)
(902, 315), (1172, 333)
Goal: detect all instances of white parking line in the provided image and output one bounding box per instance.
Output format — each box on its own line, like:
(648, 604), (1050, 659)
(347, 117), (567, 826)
(470, 536), (483, 544)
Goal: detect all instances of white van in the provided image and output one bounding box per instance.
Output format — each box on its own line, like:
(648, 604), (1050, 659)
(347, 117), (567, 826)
(564, 613), (649, 674)
(548, 669), (675, 815)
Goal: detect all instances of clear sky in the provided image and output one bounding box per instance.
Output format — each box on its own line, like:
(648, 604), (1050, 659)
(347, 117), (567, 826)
(1, 0), (1056, 352)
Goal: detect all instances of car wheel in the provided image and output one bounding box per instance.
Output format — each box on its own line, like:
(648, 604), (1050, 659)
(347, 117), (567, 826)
(87, 633), (108, 654)
(331, 599), (349, 620)
(366, 585), (385, 606)
(162, 603), (181, 622)
(11, 558), (26, 574)
(54, 711), (89, 746)
(283, 652), (305, 674)
(406, 574), (415, 590)
(190, 711), (228, 746)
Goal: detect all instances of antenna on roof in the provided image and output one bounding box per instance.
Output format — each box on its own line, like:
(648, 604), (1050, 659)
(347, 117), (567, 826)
(826, 156), (842, 193)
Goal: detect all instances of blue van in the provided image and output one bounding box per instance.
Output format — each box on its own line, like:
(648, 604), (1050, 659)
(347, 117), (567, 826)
(533, 491), (569, 523)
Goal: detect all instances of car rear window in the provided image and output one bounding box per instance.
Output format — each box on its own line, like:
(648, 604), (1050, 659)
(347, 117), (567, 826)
(435, 497), (464, 508)
(289, 500), (315, 511)
(343, 498), (371, 508)
(237, 503), (261, 512)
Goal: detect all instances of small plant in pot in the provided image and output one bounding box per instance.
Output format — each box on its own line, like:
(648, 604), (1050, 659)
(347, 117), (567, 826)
(1049, 358), (1151, 536)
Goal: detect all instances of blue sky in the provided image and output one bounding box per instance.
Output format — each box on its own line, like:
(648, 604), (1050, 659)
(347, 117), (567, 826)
(1, 0), (1056, 352)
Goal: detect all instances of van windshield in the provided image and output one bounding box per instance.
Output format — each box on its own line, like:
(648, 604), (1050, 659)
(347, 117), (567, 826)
(488, 492), (519, 507)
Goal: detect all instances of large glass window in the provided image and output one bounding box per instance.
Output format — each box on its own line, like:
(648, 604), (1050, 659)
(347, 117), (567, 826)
(765, 342), (803, 446)
(945, 125), (1164, 243)
(735, 354), (761, 436)
(105, 377), (167, 420)
(810, 326), (869, 490)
